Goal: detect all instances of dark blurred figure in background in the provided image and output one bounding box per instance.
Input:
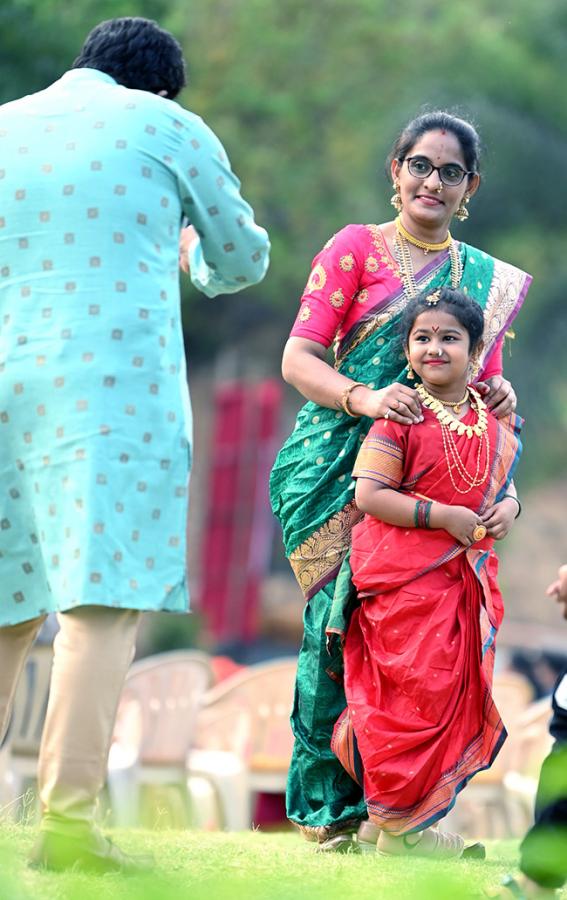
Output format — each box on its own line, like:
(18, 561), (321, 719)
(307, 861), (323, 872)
(501, 564), (567, 899)
(511, 651), (567, 702)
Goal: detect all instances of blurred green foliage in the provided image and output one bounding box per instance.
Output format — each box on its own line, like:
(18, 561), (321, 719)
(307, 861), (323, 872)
(1, 0), (566, 486)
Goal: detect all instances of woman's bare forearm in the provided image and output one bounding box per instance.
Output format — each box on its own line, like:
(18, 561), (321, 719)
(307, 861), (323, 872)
(282, 337), (365, 410)
(281, 337), (422, 423)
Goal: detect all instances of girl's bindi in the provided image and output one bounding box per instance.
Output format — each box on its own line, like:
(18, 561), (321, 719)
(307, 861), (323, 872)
(431, 325), (440, 332)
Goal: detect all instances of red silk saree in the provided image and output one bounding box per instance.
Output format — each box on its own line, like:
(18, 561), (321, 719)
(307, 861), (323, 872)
(332, 405), (522, 834)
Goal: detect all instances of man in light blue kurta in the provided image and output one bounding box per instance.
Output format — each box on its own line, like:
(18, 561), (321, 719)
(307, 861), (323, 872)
(0, 17), (269, 872)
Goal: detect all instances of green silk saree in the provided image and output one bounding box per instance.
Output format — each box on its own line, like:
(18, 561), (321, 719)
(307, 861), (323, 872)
(270, 242), (531, 829)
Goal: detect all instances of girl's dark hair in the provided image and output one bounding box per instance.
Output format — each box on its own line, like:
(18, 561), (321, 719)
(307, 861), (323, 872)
(387, 110), (482, 177)
(400, 287), (484, 352)
(73, 17), (187, 99)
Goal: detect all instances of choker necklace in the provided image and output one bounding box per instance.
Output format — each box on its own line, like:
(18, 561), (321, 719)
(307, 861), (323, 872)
(438, 391), (469, 415)
(416, 383), (490, 494)
(395, 216), (452, 254)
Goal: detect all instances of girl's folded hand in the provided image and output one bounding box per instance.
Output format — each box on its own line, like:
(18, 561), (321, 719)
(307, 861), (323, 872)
(436, 505), (480, 546)
(481, 498), (518, 540)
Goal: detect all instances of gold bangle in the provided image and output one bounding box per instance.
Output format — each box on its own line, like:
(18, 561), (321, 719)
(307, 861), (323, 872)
(340, 382), (365, 417)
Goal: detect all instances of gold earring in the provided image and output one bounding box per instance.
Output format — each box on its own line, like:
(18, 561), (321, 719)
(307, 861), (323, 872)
(469, 355), (480, 380)
(455, 195), (470, 222)
(406, 361), (415, 380)
(390, 181), (402, 213)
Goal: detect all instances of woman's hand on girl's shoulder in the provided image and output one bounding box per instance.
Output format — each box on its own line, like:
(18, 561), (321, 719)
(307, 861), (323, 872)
(355, 383), (423, 424)
(475, 375), (516, 418)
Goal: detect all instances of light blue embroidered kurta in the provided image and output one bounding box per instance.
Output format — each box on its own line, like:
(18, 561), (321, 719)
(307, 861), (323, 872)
(0, 68), (270, 625)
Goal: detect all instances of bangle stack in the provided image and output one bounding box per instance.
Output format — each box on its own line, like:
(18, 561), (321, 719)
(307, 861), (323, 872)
(502, 493), (522, 519)
(414, 500), (433, 529)
(340, 382), (365, 418)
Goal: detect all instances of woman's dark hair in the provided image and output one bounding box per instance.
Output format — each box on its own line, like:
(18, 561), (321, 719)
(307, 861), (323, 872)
(73, 17), (187, 99)
(387, 110), (482, 176)
(400, 287), (484, 353)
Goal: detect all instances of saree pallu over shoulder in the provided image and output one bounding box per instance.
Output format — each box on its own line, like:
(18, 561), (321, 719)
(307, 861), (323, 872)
(270, 242), (530, 601)
(460, 246), (532, 373)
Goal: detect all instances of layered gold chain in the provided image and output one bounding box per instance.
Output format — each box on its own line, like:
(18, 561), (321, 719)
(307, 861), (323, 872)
(394, 231), (462, 300)
(416, 383), (490, 493)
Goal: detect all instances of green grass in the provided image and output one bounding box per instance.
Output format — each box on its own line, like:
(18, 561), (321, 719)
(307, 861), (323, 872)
(0, 827), (563, 900)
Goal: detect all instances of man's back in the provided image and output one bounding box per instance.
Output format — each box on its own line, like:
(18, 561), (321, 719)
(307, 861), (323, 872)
(1, 68), (209, 322)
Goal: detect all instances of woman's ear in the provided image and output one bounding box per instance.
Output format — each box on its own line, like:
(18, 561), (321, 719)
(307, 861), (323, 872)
(391, 158), (401, 182)
(465, 172), (481, 200)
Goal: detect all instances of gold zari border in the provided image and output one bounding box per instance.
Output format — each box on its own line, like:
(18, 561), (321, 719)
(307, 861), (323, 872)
(289, 499), (364, 598)
(478, 258), (528, 371)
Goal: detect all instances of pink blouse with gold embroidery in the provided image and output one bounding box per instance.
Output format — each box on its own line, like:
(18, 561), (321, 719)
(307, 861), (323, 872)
(290, 223), (503, 379)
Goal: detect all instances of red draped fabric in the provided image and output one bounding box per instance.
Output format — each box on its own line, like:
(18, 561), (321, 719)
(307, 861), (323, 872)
(331, 407), (522, 834)
(197, 380), (282, 643)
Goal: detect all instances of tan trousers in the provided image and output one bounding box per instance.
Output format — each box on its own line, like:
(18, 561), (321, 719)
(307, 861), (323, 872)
(0, 606), (139, 834)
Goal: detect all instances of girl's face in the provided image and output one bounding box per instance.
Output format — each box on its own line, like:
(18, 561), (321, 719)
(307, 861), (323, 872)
(407, 308), (473, 392)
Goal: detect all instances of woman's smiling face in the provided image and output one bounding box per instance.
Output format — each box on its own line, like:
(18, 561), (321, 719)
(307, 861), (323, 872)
(392, 129), (480, 232)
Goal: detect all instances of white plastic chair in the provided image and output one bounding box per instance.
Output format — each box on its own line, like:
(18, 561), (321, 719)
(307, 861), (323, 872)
(107, 650), (214, 826)
(187, 657), (296, 830)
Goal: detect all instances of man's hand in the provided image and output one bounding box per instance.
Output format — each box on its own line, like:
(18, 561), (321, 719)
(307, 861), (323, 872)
(179, 225), (199, 275)
(546, 564), (567, 620)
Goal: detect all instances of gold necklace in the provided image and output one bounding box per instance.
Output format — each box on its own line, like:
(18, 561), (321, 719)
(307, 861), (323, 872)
(416, 383), (490, 494)
(394, 230), (462, 300)
(439, 391), (469, 415)
(395, 216), (452, 254)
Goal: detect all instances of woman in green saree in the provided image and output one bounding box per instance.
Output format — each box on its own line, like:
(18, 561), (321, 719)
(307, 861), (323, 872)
(269, 111), (532, 849)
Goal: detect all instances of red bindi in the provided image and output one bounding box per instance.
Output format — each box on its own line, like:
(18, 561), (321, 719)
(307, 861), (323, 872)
(440, 129), (446, 135)
(431, 325), (440, 332)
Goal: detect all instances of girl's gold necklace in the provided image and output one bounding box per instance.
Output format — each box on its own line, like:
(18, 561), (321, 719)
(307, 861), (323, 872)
(416, 383), (490, 493)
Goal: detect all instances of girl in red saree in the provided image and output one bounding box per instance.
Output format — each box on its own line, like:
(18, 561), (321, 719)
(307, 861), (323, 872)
(332, 286), (523, 857)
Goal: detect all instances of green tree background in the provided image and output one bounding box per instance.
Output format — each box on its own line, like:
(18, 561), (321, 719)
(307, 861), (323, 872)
(2, 0), (566, 488)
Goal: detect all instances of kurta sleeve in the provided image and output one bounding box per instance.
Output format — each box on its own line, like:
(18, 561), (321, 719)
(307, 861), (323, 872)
(352, 420), (406, 489)
(177, 117), (270, 297)
(289, 224), (367, 347)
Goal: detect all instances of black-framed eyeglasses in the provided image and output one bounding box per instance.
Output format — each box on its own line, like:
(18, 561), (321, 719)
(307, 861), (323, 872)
(404, 156), (474, 187)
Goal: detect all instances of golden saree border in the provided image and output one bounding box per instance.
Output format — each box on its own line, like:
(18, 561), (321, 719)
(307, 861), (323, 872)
(289, 499), (364, 600)
(478, 257), (531, 372)
(365, 688), (504, 834)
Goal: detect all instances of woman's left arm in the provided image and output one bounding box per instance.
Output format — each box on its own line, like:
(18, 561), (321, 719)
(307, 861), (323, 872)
(475, 336), (517, 418)
(481, 482), (521, 540)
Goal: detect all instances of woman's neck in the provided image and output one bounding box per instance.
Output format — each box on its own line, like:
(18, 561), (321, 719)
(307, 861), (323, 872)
(398, 211), (451, 246)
